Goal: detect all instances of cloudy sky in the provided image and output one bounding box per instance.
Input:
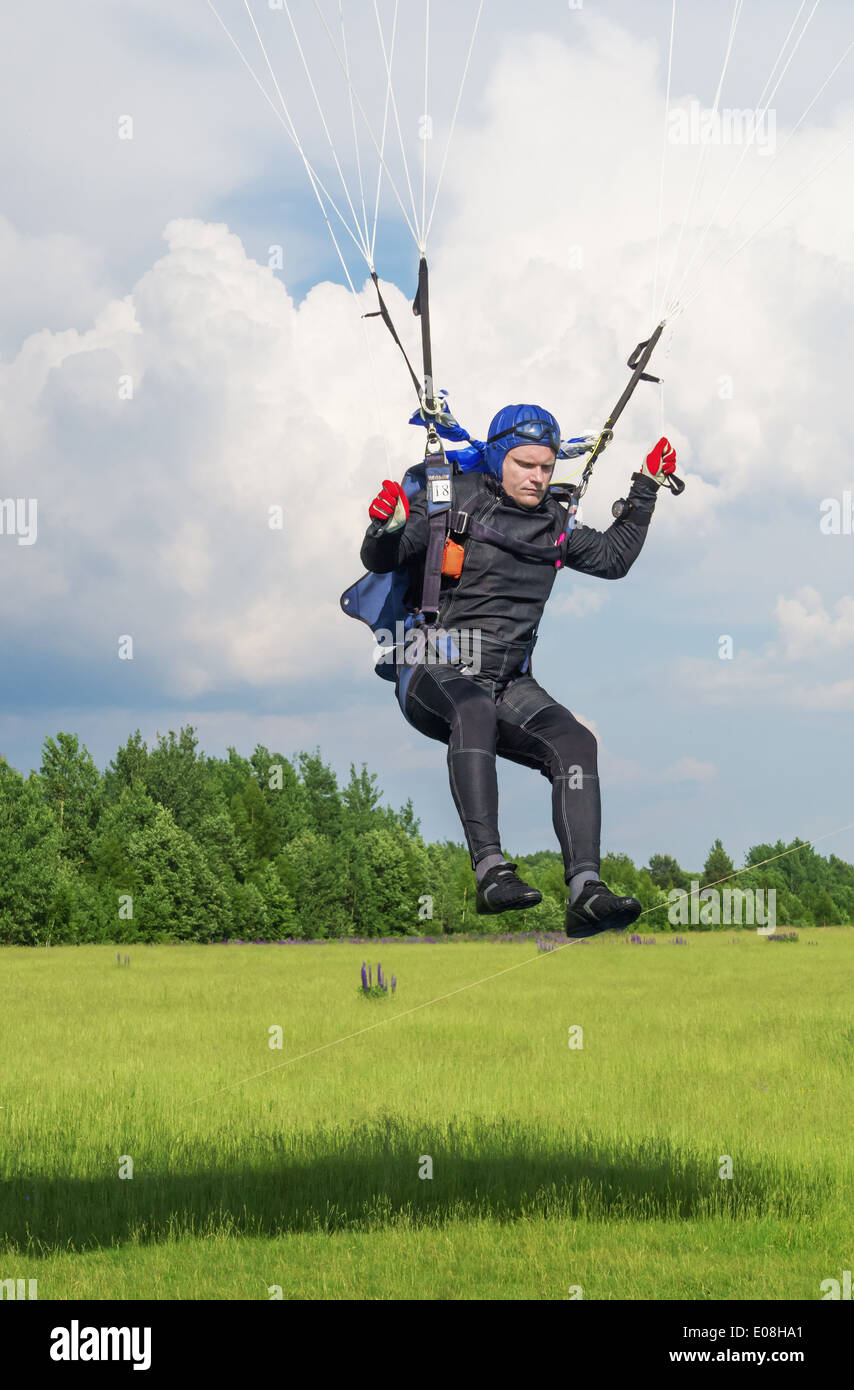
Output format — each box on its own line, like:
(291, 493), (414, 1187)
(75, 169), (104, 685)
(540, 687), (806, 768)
(1, 0), (853, 873)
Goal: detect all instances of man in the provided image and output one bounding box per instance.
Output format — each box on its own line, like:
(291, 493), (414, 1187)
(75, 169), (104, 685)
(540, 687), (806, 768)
(361, 403), (676, 938)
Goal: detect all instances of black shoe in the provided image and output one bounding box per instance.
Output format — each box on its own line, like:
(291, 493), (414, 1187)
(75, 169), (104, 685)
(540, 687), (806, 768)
(476, 862), (542, 915)
(565, 880), (641, 938)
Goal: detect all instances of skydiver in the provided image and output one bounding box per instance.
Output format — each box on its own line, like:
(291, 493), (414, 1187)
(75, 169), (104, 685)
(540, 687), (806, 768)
(361, 404), (677, 938)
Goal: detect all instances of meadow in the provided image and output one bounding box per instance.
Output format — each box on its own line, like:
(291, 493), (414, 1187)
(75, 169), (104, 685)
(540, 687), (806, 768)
(1, 930), (851, 1300)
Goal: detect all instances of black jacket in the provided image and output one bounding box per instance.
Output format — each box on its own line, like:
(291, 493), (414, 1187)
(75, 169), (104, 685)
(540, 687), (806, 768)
(361, 469), (660, 681)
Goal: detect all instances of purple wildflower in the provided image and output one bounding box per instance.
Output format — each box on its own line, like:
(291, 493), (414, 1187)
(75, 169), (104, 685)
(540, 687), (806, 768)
(361, 962), (368, 992)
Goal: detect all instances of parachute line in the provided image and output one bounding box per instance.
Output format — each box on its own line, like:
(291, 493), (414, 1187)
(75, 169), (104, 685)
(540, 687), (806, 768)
(339, 1), (372, 257)
(278, 0), (371, 263)
(672, 29), (854, 315)
(311, 0), (425, 248)
(424, 0), (485, 244)
(651, 0), (677, 323)
(674, 123), (854, 319)
(421, 0), (430, 244)
(370, 0), (398, 264)
(207, 0), (371, 276)
(657, 0), (745, 320)
(664, 0), (821, 318)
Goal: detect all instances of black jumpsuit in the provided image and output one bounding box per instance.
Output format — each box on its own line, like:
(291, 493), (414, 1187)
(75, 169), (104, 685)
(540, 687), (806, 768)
(361, 468), (659, 879)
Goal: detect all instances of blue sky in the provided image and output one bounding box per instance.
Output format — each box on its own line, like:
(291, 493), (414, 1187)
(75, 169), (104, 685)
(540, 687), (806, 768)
(1, 0), (853, 874)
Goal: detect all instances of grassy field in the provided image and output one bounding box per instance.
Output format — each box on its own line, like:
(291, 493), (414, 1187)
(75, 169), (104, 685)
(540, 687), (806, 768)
(1, 930), (851, 1300)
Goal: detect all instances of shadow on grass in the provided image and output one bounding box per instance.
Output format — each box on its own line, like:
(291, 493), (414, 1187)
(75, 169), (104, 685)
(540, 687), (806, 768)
(0, 1115), (835, 1254)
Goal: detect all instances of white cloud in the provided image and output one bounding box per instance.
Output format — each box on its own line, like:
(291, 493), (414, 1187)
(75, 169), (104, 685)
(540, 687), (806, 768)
(775, 587), (854, 661)
(671, 586), (854, 711)
(3, 11), (854, 721)
(0, 216), (111, 358)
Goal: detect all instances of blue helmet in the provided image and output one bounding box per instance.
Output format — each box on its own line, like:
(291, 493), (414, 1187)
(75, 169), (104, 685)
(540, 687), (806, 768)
(483, 403), (562, 481)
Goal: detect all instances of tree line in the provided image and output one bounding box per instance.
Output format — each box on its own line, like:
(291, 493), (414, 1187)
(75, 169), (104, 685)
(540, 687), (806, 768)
(1, 727), (851, 943)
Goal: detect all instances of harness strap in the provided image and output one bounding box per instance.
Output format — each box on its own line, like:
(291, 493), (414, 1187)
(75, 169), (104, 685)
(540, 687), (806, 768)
(449, 510), (565, 564)
(418, 453), (453, 621)
(419, 481), (571, 628)
(412, 257), (437, 414)
(365, 258), (439, 416)
(364, 272), (422, 400)
(421, 511), (449, 617)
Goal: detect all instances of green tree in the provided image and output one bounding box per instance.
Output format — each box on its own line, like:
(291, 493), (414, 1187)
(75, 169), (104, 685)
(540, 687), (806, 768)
(342, 762), (381, 832)
(207, 746), (254, 809)
(703, 838), (735, 884)
(103, 729), (149, 802)
(230, 778), (280, 864)
(89, 783), (159, 895)
(279, 828), (350, 937)
(197, 810), (248, 883)
(230, 879), (269, 938)
(123, 804), (231, 941)
(0, 760), (63, 944)
(348, 826), (412, 934)
(397, 797), (421, 839)
(39, 732), (102, 865)
(779, 891), (809, 927)
(647, 852), (690, 891)
(298, 749), (343, 839)
(810, 887), (839, 927)
(601, 851), (639, 896)
(250, 745), (308, 845)
(145, 726), (221, 834)
(251, 861), (298, 936)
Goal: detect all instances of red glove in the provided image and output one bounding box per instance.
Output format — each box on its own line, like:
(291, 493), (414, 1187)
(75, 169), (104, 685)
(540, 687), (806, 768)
(641, 437), (677, 485)
(369, 479), (409, 532)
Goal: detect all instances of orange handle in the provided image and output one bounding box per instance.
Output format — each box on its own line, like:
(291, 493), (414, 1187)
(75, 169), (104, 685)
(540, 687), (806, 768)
(441, 538), (465, 578)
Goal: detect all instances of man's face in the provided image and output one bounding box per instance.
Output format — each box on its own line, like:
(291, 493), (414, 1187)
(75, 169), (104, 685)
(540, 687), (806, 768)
(500, 444), (556, 508)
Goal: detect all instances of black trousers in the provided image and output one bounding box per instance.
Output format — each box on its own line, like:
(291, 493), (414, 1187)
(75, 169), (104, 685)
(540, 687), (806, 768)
(400, 661), (601, 880)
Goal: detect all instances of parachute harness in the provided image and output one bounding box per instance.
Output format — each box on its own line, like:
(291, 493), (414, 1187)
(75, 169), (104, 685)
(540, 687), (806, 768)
(365, 254), (453, 625)
(363, 250), (691, 629)
(365, 254), (439, 419)
(567, 322), (686, 530)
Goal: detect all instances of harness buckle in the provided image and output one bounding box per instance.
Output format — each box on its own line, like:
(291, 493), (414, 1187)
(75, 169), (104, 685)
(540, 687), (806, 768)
(452, 510), (470, 536)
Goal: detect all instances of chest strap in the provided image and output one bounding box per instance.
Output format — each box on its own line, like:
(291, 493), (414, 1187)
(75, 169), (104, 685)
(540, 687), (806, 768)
(449, 510), (567, 564)
(419, 458), (454, 621)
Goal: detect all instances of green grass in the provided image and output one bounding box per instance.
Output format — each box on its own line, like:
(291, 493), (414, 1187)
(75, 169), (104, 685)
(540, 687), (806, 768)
(1, 931), (851, 1299)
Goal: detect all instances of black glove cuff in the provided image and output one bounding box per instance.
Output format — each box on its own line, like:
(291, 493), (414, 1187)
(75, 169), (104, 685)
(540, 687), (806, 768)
(629, 470), (660, 496)
(616, 472), (658, 526)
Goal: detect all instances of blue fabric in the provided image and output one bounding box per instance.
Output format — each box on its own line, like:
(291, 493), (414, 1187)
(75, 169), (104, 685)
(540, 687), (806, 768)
(407, 392), (487, 473)
(483, 403), (562, 481)
(408, 394), (587, 480)
(396, 660), (417, 717)
(340, 462), (427, 682)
